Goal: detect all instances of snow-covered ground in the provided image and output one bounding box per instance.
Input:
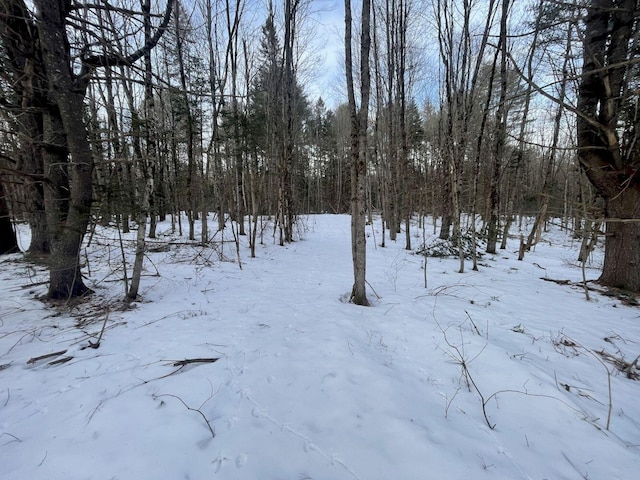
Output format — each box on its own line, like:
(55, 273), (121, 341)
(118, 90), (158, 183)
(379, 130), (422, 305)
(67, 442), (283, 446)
(1, 214), (638, 480)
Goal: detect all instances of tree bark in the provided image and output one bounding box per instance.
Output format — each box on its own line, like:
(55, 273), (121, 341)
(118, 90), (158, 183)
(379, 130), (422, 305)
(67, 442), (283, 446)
(345, 0), (371, 306)
(280, 0), (299, 244)
(0, 181), (19, 254)
(599, 190), (640, 290)
(36, 0), (94, 298)
(0, 0), (50, 254)
(576, 0), (640, 292)
(32, 0), (174, 298)
(174, 6), (197, 241)
(127, 0), (156, 301)
(486, 0), (510, 254)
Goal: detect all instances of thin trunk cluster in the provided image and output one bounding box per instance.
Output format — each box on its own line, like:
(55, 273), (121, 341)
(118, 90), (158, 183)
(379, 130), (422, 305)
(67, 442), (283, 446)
(1, 0), (639, 299)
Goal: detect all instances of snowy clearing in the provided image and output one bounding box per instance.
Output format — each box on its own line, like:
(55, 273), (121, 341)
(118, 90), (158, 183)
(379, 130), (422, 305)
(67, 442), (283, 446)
(1, 214), (639, 479)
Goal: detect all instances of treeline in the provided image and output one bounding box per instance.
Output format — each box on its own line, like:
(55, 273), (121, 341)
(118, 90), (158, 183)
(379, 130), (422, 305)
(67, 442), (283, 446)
(1, 0), (638, 297)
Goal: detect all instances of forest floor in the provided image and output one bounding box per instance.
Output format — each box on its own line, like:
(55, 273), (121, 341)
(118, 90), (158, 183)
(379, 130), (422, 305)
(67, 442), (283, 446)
(1, 214), (639, 479)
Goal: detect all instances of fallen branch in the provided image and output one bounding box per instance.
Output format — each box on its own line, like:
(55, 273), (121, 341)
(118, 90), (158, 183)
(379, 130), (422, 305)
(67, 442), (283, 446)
(541, 279), (639, 306)
(1, 432), (22, 444)
(20, 281), (49, 289)
(595, 350), (640, 380)
(154, 357), (221, 380)
(541, 277), (571, 285)
(48, 356), (73, 366)
(563, 335), (614, 431)
(465, 310), (481, 336)
(626, 354), (640, 379)
(171, 357), (219, 367)
(27, 350), (67, 365)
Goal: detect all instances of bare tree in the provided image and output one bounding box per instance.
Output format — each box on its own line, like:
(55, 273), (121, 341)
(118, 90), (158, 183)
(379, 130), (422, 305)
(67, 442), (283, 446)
(128, 0), (160, 300)
(280, 0), (300, 244)
(30, 0), (174, 298)
(435, 0), (498, 271)
(345, 0), (372, 306)
(485, 0), (510, 254)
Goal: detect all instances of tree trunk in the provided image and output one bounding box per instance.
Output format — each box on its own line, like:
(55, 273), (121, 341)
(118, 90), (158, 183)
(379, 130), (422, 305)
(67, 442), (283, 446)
(0, 181), (19, 254)
(280, 0), (298, 244)
(0, 0), (50, 254)
(174, 7), (197, 241)
(21, 114), (50, 254)
(228, 0), (245, 237)
(36, 0), (93, 299)
(599, 190), (640, 290)
(576, 0), (640, 292)
(33, 0), (174, 298)
(486, 0), (510, 254)
(345, 0), (371, 306)
(126, 0), (156, 300)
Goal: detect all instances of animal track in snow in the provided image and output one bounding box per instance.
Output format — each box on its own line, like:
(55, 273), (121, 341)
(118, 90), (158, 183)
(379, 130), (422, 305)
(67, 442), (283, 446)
(235, 453), (248, 468)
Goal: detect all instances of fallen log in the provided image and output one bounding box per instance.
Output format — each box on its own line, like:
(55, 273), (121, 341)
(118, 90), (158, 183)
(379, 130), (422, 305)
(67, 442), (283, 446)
(172, 358), (219, 367)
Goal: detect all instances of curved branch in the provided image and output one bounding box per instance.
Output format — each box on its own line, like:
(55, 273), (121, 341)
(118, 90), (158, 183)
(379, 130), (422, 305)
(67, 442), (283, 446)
(79, 0), (175, 71)
(505, 49), (640, 134)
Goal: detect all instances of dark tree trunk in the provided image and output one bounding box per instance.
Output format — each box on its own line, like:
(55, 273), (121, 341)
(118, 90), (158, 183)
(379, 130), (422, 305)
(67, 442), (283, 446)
(280, 0), (298, 244)
(439, 212), (452, 240)
(21, 113), (50, 255)
(577, 0), (640, 292)
(174, 6), (197, 241)
(36, 0), (93, 299)
(486, 0), (510, 254)
(0, 0), (50, 254)
(23, 135), (50, 255)
(0, 182), (19, 254)
(599, 189), (640, 290)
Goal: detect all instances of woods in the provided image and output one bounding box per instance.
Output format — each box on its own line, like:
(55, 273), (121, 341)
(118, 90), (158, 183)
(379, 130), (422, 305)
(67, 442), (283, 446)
(1, 0), (639, 298)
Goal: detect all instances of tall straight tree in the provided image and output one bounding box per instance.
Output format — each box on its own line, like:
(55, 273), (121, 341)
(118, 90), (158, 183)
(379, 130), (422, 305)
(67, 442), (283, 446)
(485, 0), (510, 254)
(523, 0), (572, 256)
(173, 4), (198, 241)
(201, 0), (233, 234)
(576, 0), (640, 292)
(227, 0), (246, 237)
(248, 6), (308, 244)
(345, 0), (372, 306)
(128, 0), (159, 300)
(280, 0), (299, 244)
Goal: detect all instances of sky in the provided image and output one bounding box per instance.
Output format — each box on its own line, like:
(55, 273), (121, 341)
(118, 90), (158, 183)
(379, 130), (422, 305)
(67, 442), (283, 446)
(301, 0), (441, 109)
(300, 0), (347, 107)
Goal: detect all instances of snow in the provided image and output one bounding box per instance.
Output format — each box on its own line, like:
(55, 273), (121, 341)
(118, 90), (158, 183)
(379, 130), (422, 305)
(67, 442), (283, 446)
(1, 214), (639, 480)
